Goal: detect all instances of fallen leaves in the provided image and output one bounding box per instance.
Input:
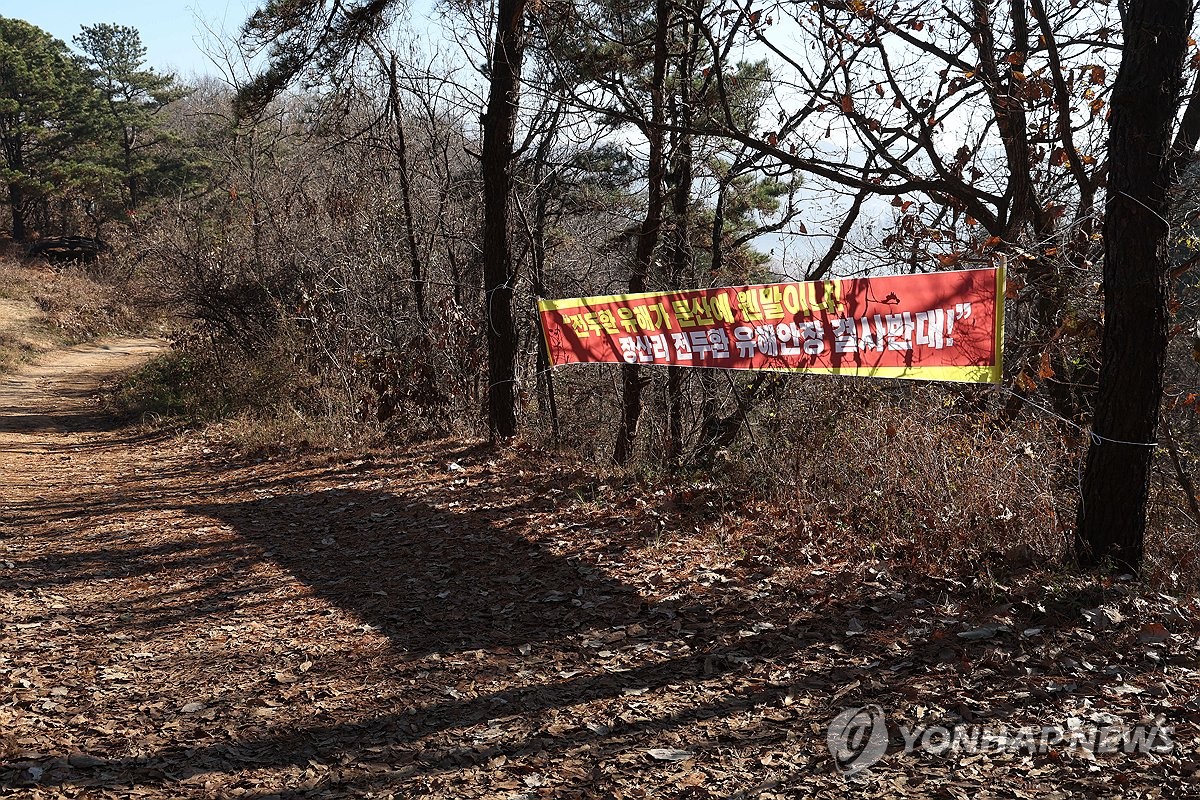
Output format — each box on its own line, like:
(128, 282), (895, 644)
(957, 623), (1009, 641)
(1136, 623), (1170, 644)
(1, 396), (1198, 798)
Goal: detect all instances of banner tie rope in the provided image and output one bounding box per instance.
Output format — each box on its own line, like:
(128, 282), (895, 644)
(999, 386), (1158, 448)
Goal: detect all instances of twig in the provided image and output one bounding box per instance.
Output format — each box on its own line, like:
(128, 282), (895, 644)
(1161, 418), (1200, 527)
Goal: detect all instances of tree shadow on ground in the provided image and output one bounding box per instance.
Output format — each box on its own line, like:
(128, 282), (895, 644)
(3, 463), (825, 796)
(199, 489), (649, 657)
(4, 444), (1193, 798)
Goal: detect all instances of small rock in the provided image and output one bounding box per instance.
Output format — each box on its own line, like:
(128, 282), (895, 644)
(646, 748), (694, 762)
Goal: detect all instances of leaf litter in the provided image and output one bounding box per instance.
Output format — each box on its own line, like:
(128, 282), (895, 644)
(1, 382), (1199, 797)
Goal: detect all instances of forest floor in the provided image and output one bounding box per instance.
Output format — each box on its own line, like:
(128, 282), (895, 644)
(2, 336), (1200, 798)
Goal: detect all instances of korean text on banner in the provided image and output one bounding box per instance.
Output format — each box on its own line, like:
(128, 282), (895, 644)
(537, 267), (1005, 384)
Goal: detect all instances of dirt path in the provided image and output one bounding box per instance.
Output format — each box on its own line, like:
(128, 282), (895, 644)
(0, 338), (166, 543)
(0, 338), (163, 440)
(0, 342), (1195, 798)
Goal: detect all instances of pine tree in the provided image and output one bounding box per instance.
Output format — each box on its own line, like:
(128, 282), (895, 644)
(1075, 0), (1191, 570)
(74, 23), (188, 212)
(0, 17), (94, 241)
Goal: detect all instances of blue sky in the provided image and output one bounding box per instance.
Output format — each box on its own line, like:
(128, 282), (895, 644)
(0, 1), (257, 78)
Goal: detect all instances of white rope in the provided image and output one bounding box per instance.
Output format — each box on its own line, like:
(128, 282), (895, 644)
(999, 386), (1158, 448)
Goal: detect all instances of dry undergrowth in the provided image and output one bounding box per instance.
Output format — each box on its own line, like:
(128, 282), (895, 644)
(117, 352), (1200, 593)
(0, 255), (156, 373)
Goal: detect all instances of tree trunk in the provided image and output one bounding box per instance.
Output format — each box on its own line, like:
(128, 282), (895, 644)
(1075, 0), (1189, 571)
(123, 127), (139, 210)
(698, 178), (725, 452)
(386, 54), (426, 320)
(482, 0), (527, 440)
(665, 6), (696, 466)
(1169, 69), (1200, 172)
(530, 122), (560, 442)
(8, 182), (26, 243)
(612, 0), (669, 465)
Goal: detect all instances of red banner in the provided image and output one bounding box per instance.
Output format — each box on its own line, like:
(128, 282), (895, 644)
(538, 267), (1005, 383)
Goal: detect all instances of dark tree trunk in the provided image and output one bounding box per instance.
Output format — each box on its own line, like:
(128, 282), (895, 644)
(709, 180), (725, 276)
(8, 182), (26, 242)
(698, 178), (726, 453)
(981, 0), (1061, 419)
(1075, 0), (1190, 571)
(1169, 69), (1200, 172)
(975, 0), (1041, 239)
(694, 373), (783, 464)
(386, 55), (426, 320)
(482, 0), (527, 440)
(529, 117), (560, 442)
(665, 6), (696, 466)
(533, 269), (560, 442)
(612, 0), (669, 465)
(123, 130), (139, 210)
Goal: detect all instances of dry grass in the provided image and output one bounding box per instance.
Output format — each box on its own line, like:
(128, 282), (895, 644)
(33, 268), (149, 340)
(0, 260), (59, 372)
(0, 255), (160, 374)
(596, 386), (1081, 586)
(534, 376), (1199, 590)
(758, 394), (1074, 574)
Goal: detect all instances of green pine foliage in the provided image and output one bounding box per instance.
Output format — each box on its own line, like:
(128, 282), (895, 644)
(74, 23), (193, 212)
(0, 17), (95, 241)
(0, 17), (199, 241)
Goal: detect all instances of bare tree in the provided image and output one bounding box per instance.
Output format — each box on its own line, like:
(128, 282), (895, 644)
(685, 0), (1119, 413)
(236, 0), (530, 439)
